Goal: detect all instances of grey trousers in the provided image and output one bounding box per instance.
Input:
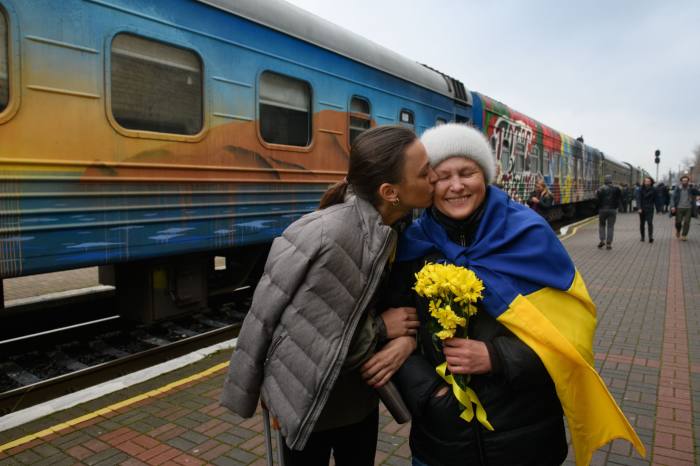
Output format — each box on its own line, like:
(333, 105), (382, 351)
(598, 209), (617, 243)
(675, 208), (692, 237)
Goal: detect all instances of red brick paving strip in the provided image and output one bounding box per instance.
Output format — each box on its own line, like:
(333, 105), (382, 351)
(652, 237), (695, 465)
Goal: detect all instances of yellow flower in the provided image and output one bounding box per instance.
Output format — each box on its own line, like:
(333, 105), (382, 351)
(436, 329), (455, 340)
(415, 262), (484, 340)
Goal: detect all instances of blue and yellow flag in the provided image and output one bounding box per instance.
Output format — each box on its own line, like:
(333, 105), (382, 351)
(397, 186), (645, 466)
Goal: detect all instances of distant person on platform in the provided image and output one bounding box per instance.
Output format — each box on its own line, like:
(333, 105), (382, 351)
(596, 175), (621, 249)
(662, 183), (671, 213)
(619, 184), (631, 213)
(671, 175), (700, 241)
(527, 178), (554, 219)
(636, 176), (657, 243)
(654, 183), (665, 214)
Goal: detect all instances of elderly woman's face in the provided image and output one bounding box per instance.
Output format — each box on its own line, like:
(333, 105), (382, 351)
(433, 157), (486, 220)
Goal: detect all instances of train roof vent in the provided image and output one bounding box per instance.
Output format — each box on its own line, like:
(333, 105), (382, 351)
(419, 63), (471, 106)
(452, 80), (468, 103)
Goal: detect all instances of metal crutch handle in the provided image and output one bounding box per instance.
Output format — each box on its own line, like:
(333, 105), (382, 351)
(261, 405), (274, 466)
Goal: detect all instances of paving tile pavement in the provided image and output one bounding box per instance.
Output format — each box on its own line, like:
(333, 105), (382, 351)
(1, 212), (698, 465)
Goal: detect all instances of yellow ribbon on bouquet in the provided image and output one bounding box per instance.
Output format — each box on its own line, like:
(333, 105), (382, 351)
(436, 362), (494, 431)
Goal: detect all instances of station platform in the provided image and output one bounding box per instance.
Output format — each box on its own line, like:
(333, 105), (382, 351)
(1, 212), (699, 466)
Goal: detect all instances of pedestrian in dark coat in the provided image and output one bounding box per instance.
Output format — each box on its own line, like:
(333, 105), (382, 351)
(596, 175), (622, 249)
(662, 184), (671, 212)
(636, 176), (657, 243)
(654, 183), (665, 214)
(527, 178), (554, 219)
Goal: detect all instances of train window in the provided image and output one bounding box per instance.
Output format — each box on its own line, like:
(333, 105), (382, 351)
(543, 151), (550, 175)
(111, 34), (202, 135)
(349, 96), (370, 146)
(527, 146), (539, 172)
(501, 140), (511, 172)
(399, 109), (414, 129)
(561, 157), (568, 177)
(0, 10), (8, 113)
(515, 151), (524, 172)
(553, 153), (560, 177)
(436, 117), (447, 125)
(260, 71), (311, 146)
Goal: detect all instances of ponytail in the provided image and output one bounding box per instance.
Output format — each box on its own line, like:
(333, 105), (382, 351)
(318, 179), (349, 209)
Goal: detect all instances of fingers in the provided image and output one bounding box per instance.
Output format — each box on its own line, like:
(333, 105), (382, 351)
(362, 358), (396, 387)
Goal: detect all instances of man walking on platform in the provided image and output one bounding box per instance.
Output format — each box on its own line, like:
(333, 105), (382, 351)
(671, 175), (699, 241)
(637, 176), (657, 243)
(597, 175), (621, 249)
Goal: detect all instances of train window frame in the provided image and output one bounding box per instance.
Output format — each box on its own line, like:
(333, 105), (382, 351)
(257, 70), (313, 150)
(501, 140), (511, 173)
(106, 32), (206, 142)
(553, 153), (561, 177)
(349, 95), (371, 148)
(399, 109), (414, 129)
(0, 3), (19, 124)
(436, 117), (447, 125)
(543, 150), (551, 176)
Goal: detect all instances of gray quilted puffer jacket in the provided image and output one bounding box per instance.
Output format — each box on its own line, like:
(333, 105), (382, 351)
(220, 195), (396, 450)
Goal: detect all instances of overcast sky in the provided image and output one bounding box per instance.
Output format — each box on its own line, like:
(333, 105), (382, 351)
(285, 0), (700, 179)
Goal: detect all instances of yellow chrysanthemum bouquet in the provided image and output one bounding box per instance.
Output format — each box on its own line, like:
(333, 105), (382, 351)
(414, 262), (493, 430)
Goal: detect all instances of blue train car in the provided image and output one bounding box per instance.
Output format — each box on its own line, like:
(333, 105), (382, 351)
(0, 0), (471, 318)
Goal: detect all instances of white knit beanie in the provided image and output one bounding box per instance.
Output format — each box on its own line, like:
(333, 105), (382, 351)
(420, 123), (495, 183)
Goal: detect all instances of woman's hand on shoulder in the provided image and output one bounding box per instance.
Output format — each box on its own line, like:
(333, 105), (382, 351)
(381, 307), (420, 338)
(442, 338), (492, 375)
(361, 336), (417, 388)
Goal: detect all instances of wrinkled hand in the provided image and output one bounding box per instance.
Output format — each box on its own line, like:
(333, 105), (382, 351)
(381, 307), (420, 338)
(442, 338), (491, 375)
(361, 336), (416, 388)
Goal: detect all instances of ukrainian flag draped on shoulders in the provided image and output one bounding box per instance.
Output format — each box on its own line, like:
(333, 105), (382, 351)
(397, 186), (645, 466)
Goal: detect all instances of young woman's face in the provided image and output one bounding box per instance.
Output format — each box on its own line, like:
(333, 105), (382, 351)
(644, 178), (653, 187)
(433, 157), (487, 220)
(395, 140), (436, 209)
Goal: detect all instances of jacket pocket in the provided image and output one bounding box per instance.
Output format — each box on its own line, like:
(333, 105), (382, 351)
(264, 333), (287, 366)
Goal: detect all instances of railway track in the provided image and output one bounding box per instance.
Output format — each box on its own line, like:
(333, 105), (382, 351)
(0, 287), (251, 415)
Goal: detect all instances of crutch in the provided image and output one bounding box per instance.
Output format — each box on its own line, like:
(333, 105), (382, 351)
(261, 404), (286, 466)
(261, 405), (274, 466)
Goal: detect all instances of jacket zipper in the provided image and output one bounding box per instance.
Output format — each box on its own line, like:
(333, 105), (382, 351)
(291, 230), (394, 448)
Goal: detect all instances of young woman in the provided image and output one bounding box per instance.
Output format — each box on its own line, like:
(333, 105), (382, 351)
(527, 178), (554, 217)
(220, 125), (436, 466)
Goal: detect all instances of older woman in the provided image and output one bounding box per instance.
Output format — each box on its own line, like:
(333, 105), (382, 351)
(389, 124), (644, 466)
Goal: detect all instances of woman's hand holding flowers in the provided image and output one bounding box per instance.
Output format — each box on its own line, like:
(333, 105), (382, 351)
(442, 338), (491, 375)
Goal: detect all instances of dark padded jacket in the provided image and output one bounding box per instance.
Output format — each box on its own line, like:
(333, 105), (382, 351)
(596, 183), (621, 210)
(636, 186), (657, 211)
(384, 210), (567, 466)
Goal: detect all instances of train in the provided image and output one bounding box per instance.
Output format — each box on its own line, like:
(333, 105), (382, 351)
(0, 0), (648, 321)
